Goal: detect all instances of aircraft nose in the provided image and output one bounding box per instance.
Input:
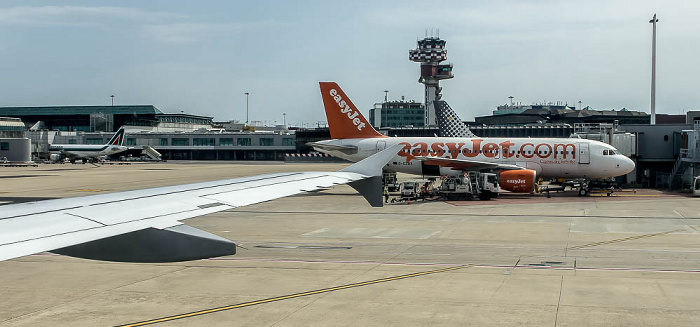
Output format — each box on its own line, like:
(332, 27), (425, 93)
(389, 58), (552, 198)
(618, 156), (635, 174)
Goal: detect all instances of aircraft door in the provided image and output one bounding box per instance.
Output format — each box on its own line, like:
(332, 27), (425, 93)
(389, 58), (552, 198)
(376, 141), (386, 153)
(578, 142), (590, 164)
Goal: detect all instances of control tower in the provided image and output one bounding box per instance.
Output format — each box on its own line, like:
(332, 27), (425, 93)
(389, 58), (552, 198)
(409, 36), (454, 126)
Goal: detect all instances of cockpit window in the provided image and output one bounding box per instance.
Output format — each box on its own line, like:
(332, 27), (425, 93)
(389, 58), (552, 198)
(603, 149), (619, 156)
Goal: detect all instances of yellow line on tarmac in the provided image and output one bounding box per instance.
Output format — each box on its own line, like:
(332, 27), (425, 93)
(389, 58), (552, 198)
(589, 194), (661, 197)
(569, 228), (687, 250)
(117, 264), (474, 327)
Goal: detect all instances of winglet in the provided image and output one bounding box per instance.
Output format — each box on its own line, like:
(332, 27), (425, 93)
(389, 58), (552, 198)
(341, 144), (400, 207)
(341, 143), (400, 176)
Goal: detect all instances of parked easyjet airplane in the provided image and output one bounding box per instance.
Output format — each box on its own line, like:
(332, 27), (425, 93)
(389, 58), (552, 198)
(49, 128), (127, 163)
(311, 82), (636, 194)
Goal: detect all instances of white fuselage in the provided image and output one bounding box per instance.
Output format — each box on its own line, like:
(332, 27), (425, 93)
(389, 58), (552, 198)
(49, 144), (127, 159)
(315, 137), (635, 179)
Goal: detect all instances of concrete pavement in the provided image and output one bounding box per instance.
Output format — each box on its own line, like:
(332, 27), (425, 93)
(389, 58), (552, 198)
(1, 162), (699, 326)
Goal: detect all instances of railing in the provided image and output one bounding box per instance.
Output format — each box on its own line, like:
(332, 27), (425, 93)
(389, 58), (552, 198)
(679, 148), (698, 161)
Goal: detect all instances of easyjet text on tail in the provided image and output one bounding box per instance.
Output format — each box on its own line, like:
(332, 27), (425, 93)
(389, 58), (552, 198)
(319, 82), (387, 139)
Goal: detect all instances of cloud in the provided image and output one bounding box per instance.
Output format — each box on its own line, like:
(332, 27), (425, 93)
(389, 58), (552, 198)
(143, 20), (278, 44)
(0, 6), (277, 44)
(0, 6), (183, 27)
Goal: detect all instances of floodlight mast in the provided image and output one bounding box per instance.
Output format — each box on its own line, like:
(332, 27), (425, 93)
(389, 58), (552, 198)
(649, 14), (659, 125)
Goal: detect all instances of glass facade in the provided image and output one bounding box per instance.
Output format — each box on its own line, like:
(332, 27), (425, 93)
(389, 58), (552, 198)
(370, 101), (425, 128)
(86, 138), (103, 145)
(193, 138), (215, 146)
(259, 138), (274, 146)
(159, 138), (168, 146)
(172, 138), (190, 146)
(219, 138), (233, 146)
(282, 138), (295, 146)
(237, 138), (251, 146)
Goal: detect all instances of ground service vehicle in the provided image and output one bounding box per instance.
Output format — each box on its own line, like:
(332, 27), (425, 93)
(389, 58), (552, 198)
(400, 181), (422, 200)
(438, 172), (499, 200)
(383, 172), (399, 192)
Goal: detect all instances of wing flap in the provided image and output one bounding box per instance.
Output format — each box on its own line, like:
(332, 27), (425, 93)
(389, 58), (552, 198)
(66, 199), (198, 225)
(203, 173), (356, 207)
(0, 212), (103, 245)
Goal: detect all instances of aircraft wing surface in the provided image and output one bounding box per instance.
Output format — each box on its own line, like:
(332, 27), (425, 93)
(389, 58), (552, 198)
(415, 156), (525, 171)
(0, 145), (400, 263)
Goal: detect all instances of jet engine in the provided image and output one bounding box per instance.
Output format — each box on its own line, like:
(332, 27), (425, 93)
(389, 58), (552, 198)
(499, 169), (536, 193)
(49, 153), (63, 162)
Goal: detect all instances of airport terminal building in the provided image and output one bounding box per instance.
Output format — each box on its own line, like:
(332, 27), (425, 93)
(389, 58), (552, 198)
(3, 103), (700, 189)
(50, 130), (296, 161)
(1, 105), (296, 161)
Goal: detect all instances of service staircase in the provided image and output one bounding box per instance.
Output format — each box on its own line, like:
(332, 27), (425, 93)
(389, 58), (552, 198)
(468, 173), (480, 197)
(668, 154), (691, 190)
(142, 146), (162, 161)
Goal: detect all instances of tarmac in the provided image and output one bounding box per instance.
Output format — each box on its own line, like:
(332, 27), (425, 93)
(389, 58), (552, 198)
(1, 161), (699, 326)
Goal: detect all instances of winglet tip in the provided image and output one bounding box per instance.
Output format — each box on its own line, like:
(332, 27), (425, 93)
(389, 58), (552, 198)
(341, 144), (400, 177)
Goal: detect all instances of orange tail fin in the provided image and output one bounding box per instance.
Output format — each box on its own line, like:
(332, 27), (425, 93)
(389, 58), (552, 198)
(319, 82), (386, 139)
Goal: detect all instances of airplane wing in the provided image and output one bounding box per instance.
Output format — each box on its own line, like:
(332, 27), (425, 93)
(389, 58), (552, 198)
(0, 145), (400, 263)
(415, 156), (525, 171)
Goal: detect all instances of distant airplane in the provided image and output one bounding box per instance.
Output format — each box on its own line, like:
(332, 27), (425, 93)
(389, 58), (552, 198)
(311, 82), (635, 195)
(49, 128), (127, 163)
(0, 144), (400, 263)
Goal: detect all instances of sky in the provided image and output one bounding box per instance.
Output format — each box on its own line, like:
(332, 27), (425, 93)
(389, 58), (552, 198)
(0, 0), (698, 126)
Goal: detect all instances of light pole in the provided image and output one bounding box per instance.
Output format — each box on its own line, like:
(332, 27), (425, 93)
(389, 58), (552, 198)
(578, 100), (582, 110)
(508, 96), (514, 106)
(649, 14), (659, 125)
(110, 95), (114, 106)
(283, 112), (286, 126)
(244, 92), (250, 125)
(384, 90), (389, 102)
